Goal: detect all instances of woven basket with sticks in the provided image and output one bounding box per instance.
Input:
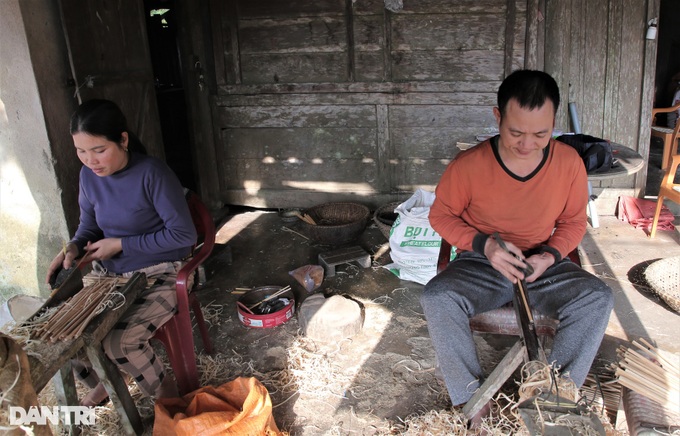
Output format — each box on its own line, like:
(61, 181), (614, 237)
(643, 255), (680, 313)
(373, 201), (401, 240)
(300, 202), (370, 245)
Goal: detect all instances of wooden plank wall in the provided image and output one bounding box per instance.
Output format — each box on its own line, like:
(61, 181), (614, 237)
(209, 0), (528, 208)
(59, 0), (164, 158)
(544, 0), (657, 192)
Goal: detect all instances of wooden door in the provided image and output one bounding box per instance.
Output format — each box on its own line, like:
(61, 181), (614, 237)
(58, 0), (164, 158)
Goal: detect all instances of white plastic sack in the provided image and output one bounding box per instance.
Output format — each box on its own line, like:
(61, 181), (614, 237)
(384, 189), (454, 285)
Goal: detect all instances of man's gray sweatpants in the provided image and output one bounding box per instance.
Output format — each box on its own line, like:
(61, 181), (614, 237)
(420, 251), (613, 406)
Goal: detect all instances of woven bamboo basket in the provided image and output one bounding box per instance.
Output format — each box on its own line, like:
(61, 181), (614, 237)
(373, 201), (401, 240)
(300, 202), (370, 245)
(643, 256), (680, 313)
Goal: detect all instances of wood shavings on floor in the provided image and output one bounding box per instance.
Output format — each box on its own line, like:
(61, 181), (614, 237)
(23, 286), (622, 435)
(195, 300), (228, 328)
(378, 393), (527, 436)
(28, 342), (623, 435)
(284, 336), (354, 399)
(35, 373), (154, 436)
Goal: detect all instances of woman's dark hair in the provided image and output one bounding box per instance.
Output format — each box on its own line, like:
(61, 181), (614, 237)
(497, 70), (560, 117)
(70, 99), (147, 154)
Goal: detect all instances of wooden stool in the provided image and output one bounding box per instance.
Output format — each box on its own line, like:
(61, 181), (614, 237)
(436, 240), (580, 419)
(318, 246), (371, 277)
(27, 272), (147, 435)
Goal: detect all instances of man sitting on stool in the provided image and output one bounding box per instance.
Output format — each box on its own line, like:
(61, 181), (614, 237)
(420, 70), (613, 425)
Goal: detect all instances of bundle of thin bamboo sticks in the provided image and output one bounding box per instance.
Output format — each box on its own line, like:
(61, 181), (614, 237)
(82, 274), (155, 288)
(614, 339), (680, 412)
(32, 280), (123, 342)
(293, 211), (316, 225)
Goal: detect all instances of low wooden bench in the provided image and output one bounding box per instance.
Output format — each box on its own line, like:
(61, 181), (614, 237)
(318, 246), (371, 277)
(25, 272), (147, 435)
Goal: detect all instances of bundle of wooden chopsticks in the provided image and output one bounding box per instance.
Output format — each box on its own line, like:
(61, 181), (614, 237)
(247, 285), (291, 311)
(32, 280), (123, 342)
(613, 338), (680, 412)
(293, 211), (316, 225)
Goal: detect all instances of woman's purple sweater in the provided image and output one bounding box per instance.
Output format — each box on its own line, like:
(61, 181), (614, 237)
(72, 152), (197, 274)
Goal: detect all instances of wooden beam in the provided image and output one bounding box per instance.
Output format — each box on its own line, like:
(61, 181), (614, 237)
(504, 0), (517, 77)
(463, 340), (526, 419)
(346, 0), (355, 82)
(635, 0), (660, 197)
(376, 104), (390, 192)
(216, 81), (503, 96)
(603, 0), (623, 142)
(384, 8), (393, 81)
(176, 0), (222, 207)
(525, 0), (539, 69)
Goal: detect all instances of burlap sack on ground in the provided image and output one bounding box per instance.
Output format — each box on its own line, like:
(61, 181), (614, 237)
(154, 376), (281, 436)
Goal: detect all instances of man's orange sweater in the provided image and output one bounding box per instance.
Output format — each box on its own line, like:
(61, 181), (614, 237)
(430, 137), (588, 260)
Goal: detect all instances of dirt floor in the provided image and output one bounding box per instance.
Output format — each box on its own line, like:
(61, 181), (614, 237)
(34, 138), (680, 435)
(188, 136), (680, 435)
(187, 205), (680, 436)
(200, 210), (451, 434)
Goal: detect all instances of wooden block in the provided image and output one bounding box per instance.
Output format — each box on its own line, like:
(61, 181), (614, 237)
(298, 294), (364, 342)
(318, 246), (371, 277)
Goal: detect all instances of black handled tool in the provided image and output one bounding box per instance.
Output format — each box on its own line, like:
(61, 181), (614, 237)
(493, 232), (544, 362)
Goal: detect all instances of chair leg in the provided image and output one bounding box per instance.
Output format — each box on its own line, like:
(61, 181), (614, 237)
(671, 137), (680, 169)
(190, 295), (214, 354)
(660, 136), (673, 171)
(158, 318), (200, 395)
(649, 195), (665, 238)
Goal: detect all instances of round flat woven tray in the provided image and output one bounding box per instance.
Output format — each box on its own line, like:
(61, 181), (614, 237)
(643, 255), (680, 313)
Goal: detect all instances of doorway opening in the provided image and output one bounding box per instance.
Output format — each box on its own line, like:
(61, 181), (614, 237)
(647, 0), (680, 197)
(654, 0), (680, 108)
(144, 1), (197, 192)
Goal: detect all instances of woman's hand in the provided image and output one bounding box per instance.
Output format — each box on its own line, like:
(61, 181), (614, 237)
(45, 243), (79, 285)
(83, 238), (123, 261)
(484, 237), (530, 284)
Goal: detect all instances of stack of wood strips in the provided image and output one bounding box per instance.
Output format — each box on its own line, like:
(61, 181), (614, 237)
(32, 280), (122, 342)
(82, 273), (155, 288)
(581, 371), (621, 424)
(614, 339), (680, 412)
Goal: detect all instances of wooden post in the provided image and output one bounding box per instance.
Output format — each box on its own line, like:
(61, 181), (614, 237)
(84, 345), (143, 436)
(51, 362), (81, 436)
(462, 340), (526, 419)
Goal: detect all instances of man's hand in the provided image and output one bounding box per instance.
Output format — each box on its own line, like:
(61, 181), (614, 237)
(83, 238), (123, 262)
(524, 252), (555, 283)
(484, 237), (530, 284)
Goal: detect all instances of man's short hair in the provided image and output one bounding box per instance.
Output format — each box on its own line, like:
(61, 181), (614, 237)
(497, 70), (560, 116)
